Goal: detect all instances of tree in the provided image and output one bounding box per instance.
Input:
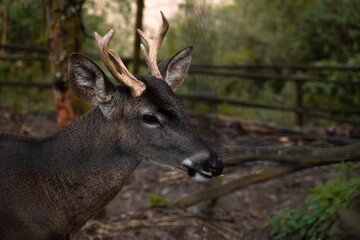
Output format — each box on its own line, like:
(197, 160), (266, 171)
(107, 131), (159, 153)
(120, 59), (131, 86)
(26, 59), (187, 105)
(1, 2), (7, 55)
(132, 0), (144, 75)
(46, 0), (86, 129)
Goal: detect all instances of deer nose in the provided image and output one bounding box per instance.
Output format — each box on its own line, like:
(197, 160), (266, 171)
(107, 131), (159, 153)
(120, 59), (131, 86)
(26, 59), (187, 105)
(208, 151), (223, 176)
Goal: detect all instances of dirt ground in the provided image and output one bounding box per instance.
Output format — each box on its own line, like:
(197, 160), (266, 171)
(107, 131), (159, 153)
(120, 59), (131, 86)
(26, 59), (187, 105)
(1, 108), (358, 240)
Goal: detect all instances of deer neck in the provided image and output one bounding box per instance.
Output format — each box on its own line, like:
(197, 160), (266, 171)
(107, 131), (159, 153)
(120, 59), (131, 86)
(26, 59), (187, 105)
(39, 107), (140, 234)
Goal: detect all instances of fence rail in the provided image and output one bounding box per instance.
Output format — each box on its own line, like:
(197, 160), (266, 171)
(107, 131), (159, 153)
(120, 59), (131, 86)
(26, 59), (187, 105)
(178, 94), (360, 125)
(1, 43), (360, 126)
(188, 69), (360, 85)
(0, 43), (48, 53)
(0, 81), (52, 89)
(0, 43), (102, 61)
(191, 63), (360, 71)
(2, 43), (360, 71)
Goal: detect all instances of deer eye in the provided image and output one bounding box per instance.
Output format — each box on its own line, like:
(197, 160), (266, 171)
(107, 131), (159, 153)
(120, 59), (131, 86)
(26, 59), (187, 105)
(142, 114), (159, 125)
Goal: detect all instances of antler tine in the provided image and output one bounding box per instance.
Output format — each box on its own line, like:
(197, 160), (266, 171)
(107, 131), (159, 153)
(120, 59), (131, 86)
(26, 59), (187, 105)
(94, 30), (145, 97)
(137, 11), (169, 79)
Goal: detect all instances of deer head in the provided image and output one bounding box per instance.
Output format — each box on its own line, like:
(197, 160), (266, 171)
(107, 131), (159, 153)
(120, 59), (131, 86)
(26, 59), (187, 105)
(68, 12), (223, 181)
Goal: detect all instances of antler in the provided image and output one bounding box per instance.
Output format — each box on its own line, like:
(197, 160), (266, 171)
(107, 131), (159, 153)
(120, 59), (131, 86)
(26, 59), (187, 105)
(137, 11), (169, 79)
(94, 29), (146, 97)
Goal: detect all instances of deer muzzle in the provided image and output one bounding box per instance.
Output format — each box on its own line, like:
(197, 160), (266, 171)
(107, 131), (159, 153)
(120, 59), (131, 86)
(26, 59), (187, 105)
(209, 152), (224, 176)
(182, 150), (223, 181)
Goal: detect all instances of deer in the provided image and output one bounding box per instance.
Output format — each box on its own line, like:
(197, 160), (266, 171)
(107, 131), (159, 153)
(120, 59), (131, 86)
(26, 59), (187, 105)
(0, 12), (223, 240)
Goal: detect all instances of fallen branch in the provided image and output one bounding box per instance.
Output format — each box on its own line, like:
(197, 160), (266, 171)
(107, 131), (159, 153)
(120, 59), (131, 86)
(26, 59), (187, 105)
(222, 143), (360, 165)
(200, 220), (239, 240)
(171, 165), (303, 208)
(86, 219), (183, 231)
(80, 211), (238, 239)
(172, 143), (360, 208)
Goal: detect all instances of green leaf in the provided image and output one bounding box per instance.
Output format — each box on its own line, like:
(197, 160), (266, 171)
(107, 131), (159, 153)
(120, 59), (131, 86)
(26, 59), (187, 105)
(148, 193), (168, 208)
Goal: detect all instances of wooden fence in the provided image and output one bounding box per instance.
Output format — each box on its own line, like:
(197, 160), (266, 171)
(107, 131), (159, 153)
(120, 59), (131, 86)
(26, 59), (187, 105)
(185, 64), (360, 126)
(1, 43), (360, 126)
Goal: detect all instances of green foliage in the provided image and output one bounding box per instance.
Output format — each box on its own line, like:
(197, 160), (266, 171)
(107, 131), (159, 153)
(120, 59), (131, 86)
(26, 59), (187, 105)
(289, 0), (360, 62)
(0, 87), (53, 114)
(166, 0), (360, 126)
(1, 0), (135, 114)
(1, 0), (47, 45)
(301, 59), (360, 107)
(2, 0), (360, 126)
(82, 0), (134, 56)
(163, 0), (219, 115)
(148, 194), (168, 208)
(0, 60), (54, 113)
(0, 1), (51, 113)
(267, 162), (360, 240)
(208, 0), (360, 63)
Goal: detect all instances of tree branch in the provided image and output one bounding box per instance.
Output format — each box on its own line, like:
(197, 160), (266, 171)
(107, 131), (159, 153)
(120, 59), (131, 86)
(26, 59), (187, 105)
(222, 143), (360, 166)
(171, 165), (303, 208)
(172, 143), (360, 208)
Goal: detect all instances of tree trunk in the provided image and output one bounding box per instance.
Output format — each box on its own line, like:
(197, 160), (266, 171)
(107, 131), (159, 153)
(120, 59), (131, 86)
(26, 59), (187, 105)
(132, 0), (144, 75)
(1, 3), (7, 56)
(46, 0), (86, 129)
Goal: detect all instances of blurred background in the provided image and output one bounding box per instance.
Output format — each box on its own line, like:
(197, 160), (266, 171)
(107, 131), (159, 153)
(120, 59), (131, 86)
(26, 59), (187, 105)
(1, 1), (360, 239)
(1, 0), (359, 127)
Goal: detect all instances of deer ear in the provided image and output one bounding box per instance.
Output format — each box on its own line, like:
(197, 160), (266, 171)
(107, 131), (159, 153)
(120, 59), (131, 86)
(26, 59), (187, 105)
(68, 54), (116, 106)
(158, 46), (193, 92)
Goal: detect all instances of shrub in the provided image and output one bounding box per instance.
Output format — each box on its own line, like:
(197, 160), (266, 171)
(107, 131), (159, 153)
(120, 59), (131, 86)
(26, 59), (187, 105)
(267, 162), (360, 240)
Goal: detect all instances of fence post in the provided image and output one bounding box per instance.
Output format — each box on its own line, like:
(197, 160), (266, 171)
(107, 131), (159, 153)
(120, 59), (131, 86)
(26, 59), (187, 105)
(294, 81), (303, 126)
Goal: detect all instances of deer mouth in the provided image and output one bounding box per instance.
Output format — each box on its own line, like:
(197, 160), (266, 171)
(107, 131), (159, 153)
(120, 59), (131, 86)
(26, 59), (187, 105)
(186, 167), (212, 179)
(181, 154), (221, 181)
(182, 160), (212, 181)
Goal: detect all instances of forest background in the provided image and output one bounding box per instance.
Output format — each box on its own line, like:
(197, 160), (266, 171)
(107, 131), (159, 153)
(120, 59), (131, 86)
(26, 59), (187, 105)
(1, 0), (360, 127)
